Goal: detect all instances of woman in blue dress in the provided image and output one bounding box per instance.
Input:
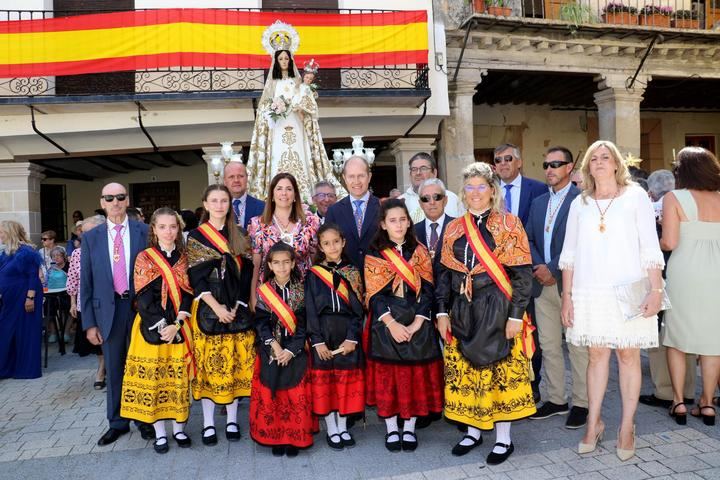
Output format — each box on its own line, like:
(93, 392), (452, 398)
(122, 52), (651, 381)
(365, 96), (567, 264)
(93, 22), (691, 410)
(0, 220), (44, 379)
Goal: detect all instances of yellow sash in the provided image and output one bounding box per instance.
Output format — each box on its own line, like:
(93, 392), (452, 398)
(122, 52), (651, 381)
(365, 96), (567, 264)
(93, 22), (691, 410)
(380, 247), (419, 293)
(310, 266), (351, 306)
(257, 282), (297, 335)
(197, 222), (242, 271)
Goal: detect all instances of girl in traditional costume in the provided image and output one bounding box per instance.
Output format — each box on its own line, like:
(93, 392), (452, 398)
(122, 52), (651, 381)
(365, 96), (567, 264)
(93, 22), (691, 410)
(436, 162), (536, 465)
(364, 198), (444, 452)
(120, 208), (194, 454)
(187, 185), (255, 446)
(306, 222), (365, 450)
(250, 242), (317, 457)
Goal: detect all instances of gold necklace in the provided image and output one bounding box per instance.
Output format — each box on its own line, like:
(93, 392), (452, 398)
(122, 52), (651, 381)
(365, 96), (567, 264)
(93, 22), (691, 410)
(545, 189), (569, 233)
(593, 190), (619, 233)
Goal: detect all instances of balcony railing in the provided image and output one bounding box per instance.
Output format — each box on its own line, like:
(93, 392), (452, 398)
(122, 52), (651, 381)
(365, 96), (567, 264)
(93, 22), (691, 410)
(0, 8), (430, 102)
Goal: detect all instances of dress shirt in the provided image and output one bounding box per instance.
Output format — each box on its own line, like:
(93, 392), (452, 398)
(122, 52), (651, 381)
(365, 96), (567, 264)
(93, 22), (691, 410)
(543, 182), (573, 264)
(425, 214), (446, 251)
(233, 193), (248, 227)
(348, 190), (371, 224)
(500, 174), (523, 218)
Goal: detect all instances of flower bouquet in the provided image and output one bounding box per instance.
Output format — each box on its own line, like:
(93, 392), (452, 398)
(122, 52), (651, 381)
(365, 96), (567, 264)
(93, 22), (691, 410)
(268, 96), (291, 122)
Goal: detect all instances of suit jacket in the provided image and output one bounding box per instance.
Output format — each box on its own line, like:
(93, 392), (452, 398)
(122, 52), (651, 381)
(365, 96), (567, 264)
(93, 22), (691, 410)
(234, 194), (265, 230)
(415, 215), (454, 284)
(324, 194), (380, 271)
(518, 176), (548, 226)
(526, 184), (580, 297)
(80, 219), (148, 338)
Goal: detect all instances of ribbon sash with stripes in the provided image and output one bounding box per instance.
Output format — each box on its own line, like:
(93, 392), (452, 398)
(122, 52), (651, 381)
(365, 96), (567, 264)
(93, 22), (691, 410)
(380, 248), (419, 293)
(144, 247), (183, 315)
(257, 283), (297, 335)
(197, 222), (242, 271)
(310, 266), (351, 305)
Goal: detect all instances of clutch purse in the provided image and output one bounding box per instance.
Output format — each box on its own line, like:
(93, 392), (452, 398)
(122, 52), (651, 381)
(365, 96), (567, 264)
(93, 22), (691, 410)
(613, 278), (671, 322)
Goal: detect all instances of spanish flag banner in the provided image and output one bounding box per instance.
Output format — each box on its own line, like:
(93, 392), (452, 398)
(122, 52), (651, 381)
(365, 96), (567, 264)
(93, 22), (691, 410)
(0, 9), (428, 78)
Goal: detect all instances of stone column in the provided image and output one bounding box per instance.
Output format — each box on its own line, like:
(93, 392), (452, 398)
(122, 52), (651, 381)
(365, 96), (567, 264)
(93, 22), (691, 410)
(0, 162), (45, 243)
(594, 73), (649, 157)
(202, 146), (223, 186)
(390, 137), (438, 193)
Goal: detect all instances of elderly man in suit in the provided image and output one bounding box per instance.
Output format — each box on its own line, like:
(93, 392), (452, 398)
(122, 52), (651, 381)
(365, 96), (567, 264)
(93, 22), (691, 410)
(224, 161), (265, 230)
(414, 178), (454, 277)
(312, 180), (338, 223)
(400, 152), (464, 223)
(81, 183), (153, 445)
(325, 156), (380, 271)
(526, 147), (589, 429)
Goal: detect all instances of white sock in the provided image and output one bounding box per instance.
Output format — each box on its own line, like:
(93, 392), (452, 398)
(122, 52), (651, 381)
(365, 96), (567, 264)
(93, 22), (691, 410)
(337, 415), (350, 439)
(493, 422), (512, 453)
(202, 399), (215, 436)
(325, 413), (339, 436)
(385, 416), (399, 440)
(403, 417), (417, 441)
(226, 400), (239, 432)
(172, 421), (186, 438)
(153, 421), (167, 444)
(459, 426), (482, 446)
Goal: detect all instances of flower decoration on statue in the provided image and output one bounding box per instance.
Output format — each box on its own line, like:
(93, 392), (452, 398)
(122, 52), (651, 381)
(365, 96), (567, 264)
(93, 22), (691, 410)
(623, 152), (643, 168)
(262, 20), (300, 55)
(268, 96), (291, 124)
(303, 58), (320, 92)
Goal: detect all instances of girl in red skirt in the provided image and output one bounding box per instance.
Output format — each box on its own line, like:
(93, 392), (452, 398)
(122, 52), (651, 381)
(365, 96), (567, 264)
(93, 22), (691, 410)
(306, 222), (365, 450)
(250, 242), (317, 457)
(364, 198), (444, 452)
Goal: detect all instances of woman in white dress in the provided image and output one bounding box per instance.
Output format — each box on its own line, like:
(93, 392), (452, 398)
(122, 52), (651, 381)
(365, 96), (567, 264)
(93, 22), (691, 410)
(560, 140), (665, 461)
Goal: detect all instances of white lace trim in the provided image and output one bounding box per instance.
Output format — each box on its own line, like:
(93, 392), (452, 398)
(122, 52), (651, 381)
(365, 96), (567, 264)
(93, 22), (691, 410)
(558, 259), (574, 271)
(567, 334), (658, 350)
(640, 249), (665, 270)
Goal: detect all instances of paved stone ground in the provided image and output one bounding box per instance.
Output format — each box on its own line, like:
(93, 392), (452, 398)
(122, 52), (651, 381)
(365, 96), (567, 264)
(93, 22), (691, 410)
(1, 346), (718, 480)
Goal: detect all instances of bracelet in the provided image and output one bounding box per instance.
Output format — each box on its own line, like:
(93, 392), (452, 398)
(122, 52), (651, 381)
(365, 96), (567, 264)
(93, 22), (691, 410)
(651, 288), (664, 293)
(385, 319), (396, 328)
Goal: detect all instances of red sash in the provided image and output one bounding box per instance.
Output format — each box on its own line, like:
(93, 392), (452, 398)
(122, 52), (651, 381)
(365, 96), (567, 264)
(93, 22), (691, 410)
(197, 222), (242, 271)
(380, 247), (419, 293)
(310, 266), (351, 306)
(257, 282), (297, 335)
(460, 213), (536, 358)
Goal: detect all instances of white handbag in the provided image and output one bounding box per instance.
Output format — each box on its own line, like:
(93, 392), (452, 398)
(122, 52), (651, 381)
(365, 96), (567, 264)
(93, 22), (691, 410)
(613, 278), (672, 322)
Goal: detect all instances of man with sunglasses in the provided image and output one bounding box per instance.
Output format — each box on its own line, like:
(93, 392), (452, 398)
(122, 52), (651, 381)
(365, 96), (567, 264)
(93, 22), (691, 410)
(400, 152), (464, 223)
(526, 147), (588, 429)
(311, 180), (338, 223)
(414, 178), (454, 275)
(493, 143), (547, 226)
(80, 183), (153, 446)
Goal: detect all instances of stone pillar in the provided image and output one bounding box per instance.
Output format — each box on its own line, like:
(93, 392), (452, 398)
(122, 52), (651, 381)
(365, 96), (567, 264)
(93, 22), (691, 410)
(390, 137), (438, 193)
(594, 73), (649, 157)
(0, 162), (45, 243)
(202, 146), (223, 186)
(438, 69), (485, 193)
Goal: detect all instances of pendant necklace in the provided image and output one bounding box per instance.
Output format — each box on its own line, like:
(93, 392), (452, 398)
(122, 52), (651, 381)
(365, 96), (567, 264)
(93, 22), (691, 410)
(273, 215), (294, 246)
(545, 190), (569, 233)
(593, 189), (619, 233)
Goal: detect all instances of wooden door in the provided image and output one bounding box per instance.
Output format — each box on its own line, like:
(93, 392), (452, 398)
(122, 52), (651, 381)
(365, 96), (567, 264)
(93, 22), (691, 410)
(129, 181), (181, 220)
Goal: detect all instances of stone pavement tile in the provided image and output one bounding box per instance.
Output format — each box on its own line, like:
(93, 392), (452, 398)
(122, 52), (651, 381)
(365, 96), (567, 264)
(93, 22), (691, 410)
(0, 450), (21, 463)
(460, 462), (487, 477)
(695, 453), (720, 468)
(658, 431), (696, 444)
(543, 447), (580, 463)
(18, 436), (57, 450)
(668, 473), (707, 480)
(391, 473), (425, 480)
(640, 433), (672, 446)
(675, 429), (710, 441)
(16, 449), (38, 461)
(698, 467), (720, 479)
(702, 439), (720, 451)
(691, 441), (720, 454)
(567, 457), (606, 473)
(34, 446), (72, 459)
(661, 456), (711, 473)
(422, 466), (467, 480)
(487, 460), (516, 473)
(595, 452), (642, 467)
(636, 447), (668, 461)
(569, 472), (607, 480)
(69, 444), (94, 455)
(598, 464), (650, 480)
(654, 442), (703, 458)
(508, 453), (553, 469)
(638, 460), (675, 476)
(508, 466), (553, 480)
(465, 474), (511, 480)
(542, 462), (577, 477)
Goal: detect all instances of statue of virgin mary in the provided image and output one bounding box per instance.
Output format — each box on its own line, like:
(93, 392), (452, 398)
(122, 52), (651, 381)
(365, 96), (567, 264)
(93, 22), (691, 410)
(246, 21), (345, 202)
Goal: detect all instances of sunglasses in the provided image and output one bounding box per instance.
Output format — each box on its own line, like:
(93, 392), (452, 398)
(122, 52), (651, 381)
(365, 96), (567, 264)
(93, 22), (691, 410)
(542, 160), (572, 170)
(464, 184), (490, 193)
(420, 193), (446, 203)
(41, 237), (51, 241)
(493, 155), (514, 164)
(101, 194), (127, 202)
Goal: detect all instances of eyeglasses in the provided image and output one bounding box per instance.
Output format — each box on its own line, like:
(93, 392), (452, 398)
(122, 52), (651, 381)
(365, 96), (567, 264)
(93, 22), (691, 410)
(420, 193), (446, 203)
(312, 193), (337, 201)
(410, 166), (433, 174)
(463, 184), (490, 193)
(493, 155), (514, 165)
(101, 194), (127, 202)
(542, 160), (572, 170)
(41, 237), (51, 241)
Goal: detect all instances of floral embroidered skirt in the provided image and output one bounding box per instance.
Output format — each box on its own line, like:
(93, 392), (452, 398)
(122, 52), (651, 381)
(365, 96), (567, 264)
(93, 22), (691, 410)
(444, 337), (536, 430)
(190, 310), (255, 404)
(120, 315), (190, 423)
(309, 367), (365, 417)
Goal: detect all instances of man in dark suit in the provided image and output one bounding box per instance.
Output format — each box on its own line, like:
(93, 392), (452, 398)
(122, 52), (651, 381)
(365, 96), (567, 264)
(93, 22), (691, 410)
(494, 143), (547, 226)
(224, 161), (265, 230)
(414, 178), (454, 280)
(81, 183), (152, 445)
(526, 147), (588, 429)
(325, 156), (380, 271)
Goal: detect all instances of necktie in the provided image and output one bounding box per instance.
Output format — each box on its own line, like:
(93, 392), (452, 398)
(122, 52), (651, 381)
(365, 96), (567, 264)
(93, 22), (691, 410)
(112, 224), (128, 294)
(353, 200), (364, 235)
(504, 184), (513, 213)
(232, 198), (244, 226)
(429, 222), (439, 251)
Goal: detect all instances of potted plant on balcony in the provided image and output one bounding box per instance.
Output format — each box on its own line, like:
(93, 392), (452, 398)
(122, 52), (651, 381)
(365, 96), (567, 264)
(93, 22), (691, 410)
(672, 9), (701, 29)
(466, 0), (487, 14)
(602, 3), (638, 25)
(639, 5), (673, 27)
(487, 0), (513, 17)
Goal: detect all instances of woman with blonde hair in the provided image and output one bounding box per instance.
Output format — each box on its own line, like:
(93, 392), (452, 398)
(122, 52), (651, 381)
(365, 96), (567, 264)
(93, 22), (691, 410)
(560, 140), (664, 461)
(0, 220), (44, 379)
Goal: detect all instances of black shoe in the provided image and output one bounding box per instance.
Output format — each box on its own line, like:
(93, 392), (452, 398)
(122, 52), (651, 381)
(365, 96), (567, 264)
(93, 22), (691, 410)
(639, 394), (673, 409)
(201, 426), (217, 446)
(326, 433), (344, 450)
(451, 434), (482, 456)
(533, 390), (542, 404)
(530, 402), (569, 420)
(385, 431), (401, 452)
(565, 406), (588, 429)
(97, 427), (130, 446)
(401, 431), (418, 452)
(339, 431), (355, 448)
(137, 422), (155, 440)
(272, 446), (285, 456)
(173, 432), (192, 448)
(286, 446), (299, 457)
(93, 380), (106, 390)
(153, 437), (169, 454)
(225, 422), (241, 442)
(486, 442), (514, 465)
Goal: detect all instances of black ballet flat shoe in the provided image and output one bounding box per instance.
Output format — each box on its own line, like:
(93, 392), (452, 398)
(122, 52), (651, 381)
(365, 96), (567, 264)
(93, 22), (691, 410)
(385, 431), (401, 452)
(451, 434), (483, 456)
(326, 433), (344, 450)
(339, 431), (356, 448)
(401, 431), (418, 452)
(486, 442), (514, 465)
(669, 402), (687, 425)
(285, 446), (299, 457)
(173, 432), (192, 448)
(272, 446), (285, 457)
(201, 426), (218, 446)
(225, 422), (241, 442)
(153, 437), (169, 454)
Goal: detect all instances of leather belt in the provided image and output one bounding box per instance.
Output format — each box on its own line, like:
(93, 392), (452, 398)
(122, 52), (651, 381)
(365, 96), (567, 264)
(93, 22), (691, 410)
(114, 291), (130, 300)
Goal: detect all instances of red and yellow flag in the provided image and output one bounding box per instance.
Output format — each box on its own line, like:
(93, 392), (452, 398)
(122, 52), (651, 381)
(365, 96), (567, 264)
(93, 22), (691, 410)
(380, 247), (420, 293)
(197, 222), (242, 272)
(257, 282), (297, 335)
(0, 9), (428, 77)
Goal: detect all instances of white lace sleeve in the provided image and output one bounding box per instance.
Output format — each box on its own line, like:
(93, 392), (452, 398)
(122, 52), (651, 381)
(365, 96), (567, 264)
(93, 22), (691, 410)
(559, 197), (580, 270)
(635, 187), (665, 270)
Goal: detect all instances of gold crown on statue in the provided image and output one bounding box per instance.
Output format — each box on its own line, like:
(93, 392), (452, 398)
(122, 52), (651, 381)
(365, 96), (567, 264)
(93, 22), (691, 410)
(262, 20), (300, 55)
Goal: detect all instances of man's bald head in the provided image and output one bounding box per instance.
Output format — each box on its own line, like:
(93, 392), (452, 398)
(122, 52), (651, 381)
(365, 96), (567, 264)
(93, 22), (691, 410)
(100, 182), (128, 223)
(223, 162), (248, 198)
